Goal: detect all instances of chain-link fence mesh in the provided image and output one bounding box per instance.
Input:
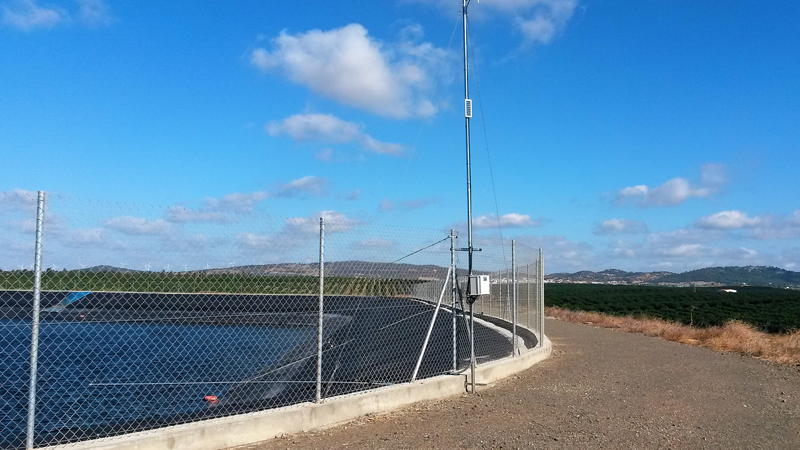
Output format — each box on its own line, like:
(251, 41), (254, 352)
(1, 190), (38, 449)
(0, 190), (543, 449)
(466, 238), (543, 364)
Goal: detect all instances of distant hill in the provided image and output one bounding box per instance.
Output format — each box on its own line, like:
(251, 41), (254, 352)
(52, 264), (800, 288)
(547, 269), (672, 285)
(547, 266), (800, 288)
(200, 261), (455, 279)
(51, 262), (464, 280)
(655, 266), (800, 288)
(83, 265), (139, 273)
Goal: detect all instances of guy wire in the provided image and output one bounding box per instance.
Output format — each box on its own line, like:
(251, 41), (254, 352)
(399, 11), (462, 188)
(467, 17), (508, 270)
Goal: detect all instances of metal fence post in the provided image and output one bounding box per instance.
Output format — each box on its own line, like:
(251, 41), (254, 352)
(316, 217), (324, 403)
(500, 271), (504, 319)
(527, 264), (531, 329)
(511, 241), (517, 356)
(506, 268), (511, 321)
(27, 191), (45, 450)
(450, 229), (457, 372)
(488, 271), (493, 317)
(539, 248), (545, 348)
(470, 300), (475, 394)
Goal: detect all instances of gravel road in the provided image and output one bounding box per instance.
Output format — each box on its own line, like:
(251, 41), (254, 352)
(234, 318), (800, 449)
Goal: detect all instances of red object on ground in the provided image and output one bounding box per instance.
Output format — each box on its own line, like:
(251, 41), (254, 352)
(203, 395), (218, 403)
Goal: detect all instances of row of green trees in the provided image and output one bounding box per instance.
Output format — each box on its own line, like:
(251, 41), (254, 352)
(0, 270), (422, 297)
(545, 283), (800, 333)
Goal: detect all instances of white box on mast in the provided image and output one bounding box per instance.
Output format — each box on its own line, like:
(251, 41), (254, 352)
(468, 274), (490, 296)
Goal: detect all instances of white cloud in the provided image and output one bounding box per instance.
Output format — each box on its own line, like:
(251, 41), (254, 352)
(516, 234), (596, 271)
(651, 244), (760, 264)
(2, 0), (67, 30)
(0, 188), (38, 211)
(616, 178), (709, 206)
(695, 210), (761, 230)
(2, 0), (112, 30)
(237, 210), (355, 252)
(646, 228), (722, 246)
(748, 210), (800, 240)
(235, 232), (272, 250)
(688, 209), (800, 240)
(379, 199), (394, 212)
(514, 0), (577, 45)
(352, 238), (396, 249)
(399, 198), (437, 210)
(267, 113), (360, 142)
(169, 178), (327, 222)
(56, 227), (107, 247)
(202, 191), (270, 212)
(655, 243), (705, 258)
(11, 209), (112, 249)
(616, 164), (725, 207)
(699, 163), (725, 186)
(607, 227), (767, 271)
(251, 23), (447, 118)
(343, 189), (361, 201)
(315, 148), (334, 162)
(76, 0), (112, 26)
(359, 134), (404, 156)
(316, 210), (355, 232)
(610, 246), (636, 259)
(266, 113), (403, 156)
(164, 207), (236, 224)
(275, 175), (328, 198)
(473, 213), (538, 229)
(105, 216), (172, 236)
(406, 0), (577, 46)
(159, 233), (225, 254)
(593, 218), (648, 235)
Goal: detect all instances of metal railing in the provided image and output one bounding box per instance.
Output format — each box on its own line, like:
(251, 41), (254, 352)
(0, 190), (543, 449)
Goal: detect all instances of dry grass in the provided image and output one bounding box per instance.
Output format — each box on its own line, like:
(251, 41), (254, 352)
(546, 306), (800, 366)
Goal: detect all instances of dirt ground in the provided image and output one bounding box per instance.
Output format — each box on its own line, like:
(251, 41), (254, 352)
(233, 319), (800, 449)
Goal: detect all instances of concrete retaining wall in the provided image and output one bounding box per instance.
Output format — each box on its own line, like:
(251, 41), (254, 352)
(43, 329), (551, 450)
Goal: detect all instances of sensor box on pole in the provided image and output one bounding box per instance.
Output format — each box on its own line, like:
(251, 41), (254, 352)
(468, 274), (490, 297)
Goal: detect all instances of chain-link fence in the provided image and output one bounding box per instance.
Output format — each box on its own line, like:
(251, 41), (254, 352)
(0, 190), (543, 449)
(468, 237), (544, 364)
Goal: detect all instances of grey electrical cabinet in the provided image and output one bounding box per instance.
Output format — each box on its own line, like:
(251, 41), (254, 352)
(468, 275), (490, 297)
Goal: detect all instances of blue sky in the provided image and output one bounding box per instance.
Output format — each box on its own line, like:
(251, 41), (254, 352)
(1, 0), (799, 273)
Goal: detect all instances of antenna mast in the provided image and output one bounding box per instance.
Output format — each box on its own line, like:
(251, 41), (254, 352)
(463, 0), (474, 288)
(463, 0), (478, 395)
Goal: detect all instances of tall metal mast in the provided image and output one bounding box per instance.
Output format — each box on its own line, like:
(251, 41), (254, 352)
(462, 0), (477, 394)
(463, 0), (474, 282)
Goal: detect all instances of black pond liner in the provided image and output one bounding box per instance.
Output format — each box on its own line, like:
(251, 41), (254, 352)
(1, 292), (516, 449)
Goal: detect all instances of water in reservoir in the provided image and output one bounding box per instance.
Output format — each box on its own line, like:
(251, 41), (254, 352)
(0, 319), (314, 447)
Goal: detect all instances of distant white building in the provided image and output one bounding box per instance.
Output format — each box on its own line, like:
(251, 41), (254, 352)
(719, 288), (737, 293)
